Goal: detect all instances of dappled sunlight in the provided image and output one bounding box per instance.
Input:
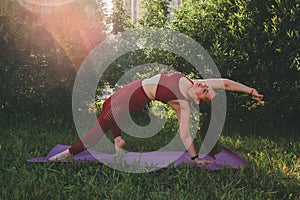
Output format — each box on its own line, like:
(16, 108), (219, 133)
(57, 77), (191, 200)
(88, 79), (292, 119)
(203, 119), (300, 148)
(17, 0), (106, 70)
(221, 134), (300, 181)
(18, 0), (77, 7)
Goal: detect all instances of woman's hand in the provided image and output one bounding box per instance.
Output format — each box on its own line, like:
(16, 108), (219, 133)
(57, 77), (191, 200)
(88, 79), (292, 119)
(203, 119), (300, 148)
(251, 88), (265, 105)
(193, 157), (216, 165)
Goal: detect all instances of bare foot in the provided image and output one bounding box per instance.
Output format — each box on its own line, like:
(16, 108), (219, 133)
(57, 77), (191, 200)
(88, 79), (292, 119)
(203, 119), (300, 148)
(48, 149), (71, 161)
(114, 137), (126, 153)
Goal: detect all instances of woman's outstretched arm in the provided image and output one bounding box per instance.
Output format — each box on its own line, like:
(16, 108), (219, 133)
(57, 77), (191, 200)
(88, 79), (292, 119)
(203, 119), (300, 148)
(193, 78), (264, 105)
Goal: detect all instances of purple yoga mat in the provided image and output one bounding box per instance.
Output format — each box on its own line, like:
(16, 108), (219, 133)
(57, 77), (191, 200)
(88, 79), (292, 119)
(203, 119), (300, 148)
(27, 144), (247, 170)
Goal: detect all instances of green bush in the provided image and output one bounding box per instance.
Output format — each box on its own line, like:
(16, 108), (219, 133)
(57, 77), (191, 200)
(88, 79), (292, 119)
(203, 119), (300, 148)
(0, 1), (106, 116)
(172, 0), (300, 128)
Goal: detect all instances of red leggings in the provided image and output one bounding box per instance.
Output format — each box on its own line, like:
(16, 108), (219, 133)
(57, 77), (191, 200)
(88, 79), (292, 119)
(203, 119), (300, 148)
(69, 80), (150, 155)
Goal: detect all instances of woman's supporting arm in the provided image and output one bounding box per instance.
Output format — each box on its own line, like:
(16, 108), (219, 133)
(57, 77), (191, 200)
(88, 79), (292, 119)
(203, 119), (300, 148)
(170, 100), (215, 165)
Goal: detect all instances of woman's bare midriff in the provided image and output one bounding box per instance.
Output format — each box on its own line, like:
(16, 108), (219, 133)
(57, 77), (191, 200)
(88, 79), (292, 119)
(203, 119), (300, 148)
(142, 74), (192, 101)
(141, 74), (161, 100)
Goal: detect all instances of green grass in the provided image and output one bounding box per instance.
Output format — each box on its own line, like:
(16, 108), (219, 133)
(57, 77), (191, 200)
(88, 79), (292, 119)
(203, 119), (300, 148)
(0, 115), (299, 200)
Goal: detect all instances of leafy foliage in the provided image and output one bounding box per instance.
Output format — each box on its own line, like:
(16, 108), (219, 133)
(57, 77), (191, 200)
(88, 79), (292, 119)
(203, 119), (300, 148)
(1, 0), (299, 129)
(110, 0), (132, 34)
(139, 0), (171, 28)
(172, 0), (300, 127)
(0, 1), (107, 116)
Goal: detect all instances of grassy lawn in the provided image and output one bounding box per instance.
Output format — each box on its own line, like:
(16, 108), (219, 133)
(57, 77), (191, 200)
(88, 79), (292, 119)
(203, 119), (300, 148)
(0, 115), (299, 200)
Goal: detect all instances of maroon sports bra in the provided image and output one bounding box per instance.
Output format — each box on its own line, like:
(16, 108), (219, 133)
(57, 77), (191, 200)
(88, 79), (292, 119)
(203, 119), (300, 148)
(155, 72), (194, 104)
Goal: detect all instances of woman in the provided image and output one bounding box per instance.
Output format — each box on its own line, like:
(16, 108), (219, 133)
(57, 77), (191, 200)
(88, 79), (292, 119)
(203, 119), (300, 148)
(49, 72), (264, 164)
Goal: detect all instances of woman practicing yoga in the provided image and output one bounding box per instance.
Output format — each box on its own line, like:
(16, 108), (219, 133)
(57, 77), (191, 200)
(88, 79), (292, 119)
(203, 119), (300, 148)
(49, 72), (264, 164)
